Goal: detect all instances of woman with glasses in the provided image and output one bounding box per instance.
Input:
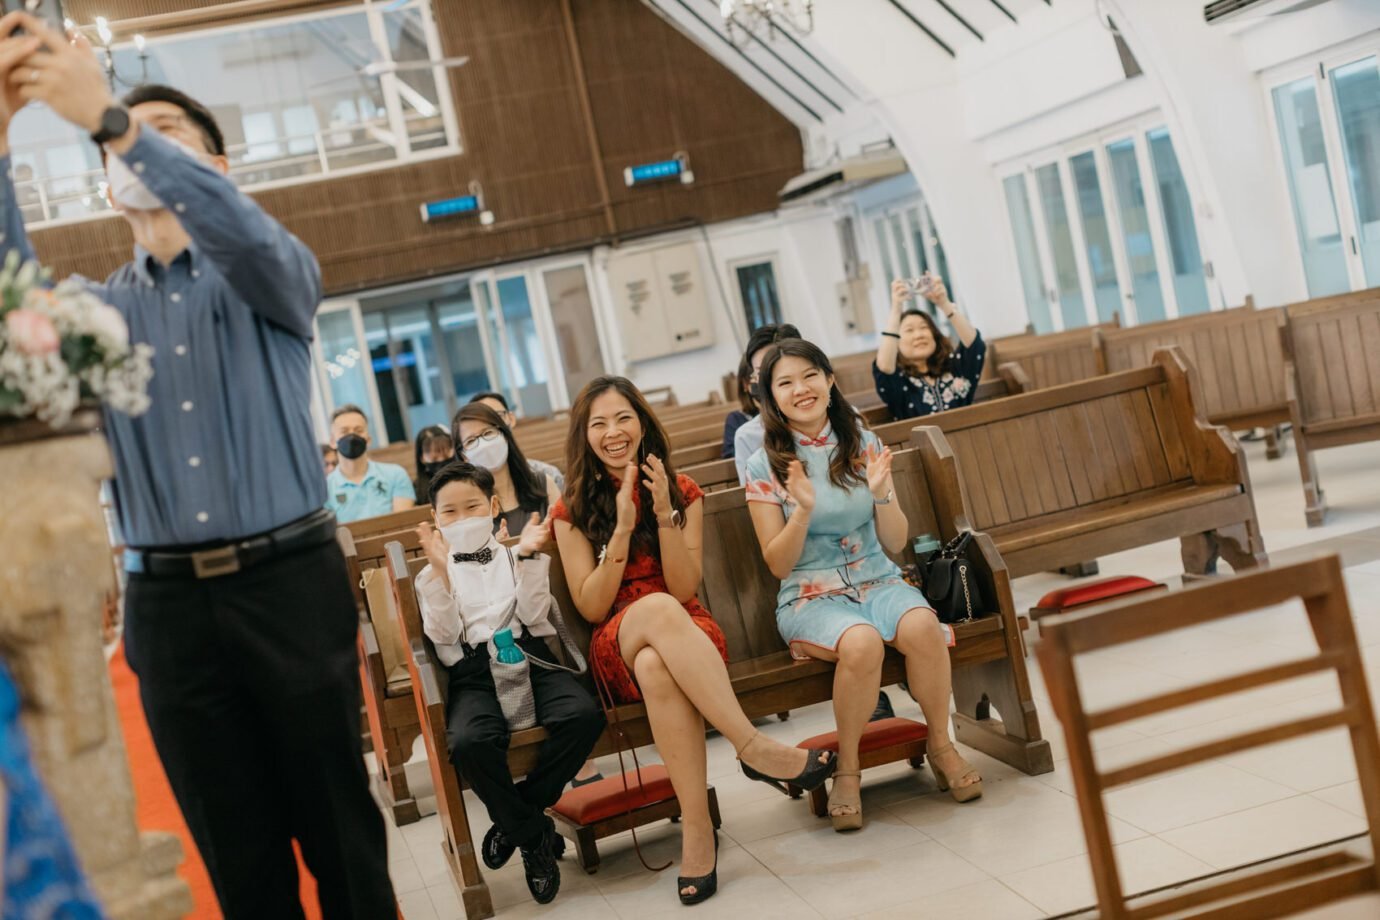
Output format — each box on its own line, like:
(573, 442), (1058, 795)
(451, 402), (560, 539)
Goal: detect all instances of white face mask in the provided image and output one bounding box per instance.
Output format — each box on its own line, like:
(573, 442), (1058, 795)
(466, 436), (509, 472)
(440, 515), (494, 556)
(106, 136), (212, 212)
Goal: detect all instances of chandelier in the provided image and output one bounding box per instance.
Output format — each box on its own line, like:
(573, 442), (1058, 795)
(720, 0), (814, 46)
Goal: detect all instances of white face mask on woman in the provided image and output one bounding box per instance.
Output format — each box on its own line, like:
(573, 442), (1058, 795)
(466, 436), (509, 473)
(439, 515), (494, 555)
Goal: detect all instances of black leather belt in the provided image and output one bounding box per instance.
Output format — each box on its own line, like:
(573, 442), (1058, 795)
(124, 509), (337, 579)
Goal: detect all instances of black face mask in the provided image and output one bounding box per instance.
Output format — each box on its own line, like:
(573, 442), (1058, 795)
(336, 434), (367, 460)
(420, 460), (445, 477)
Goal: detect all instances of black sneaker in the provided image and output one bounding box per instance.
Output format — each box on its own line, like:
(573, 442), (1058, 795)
(870, 691), (895, 722)
(482, 823), (516, 871)
(521, 818), (562, 904)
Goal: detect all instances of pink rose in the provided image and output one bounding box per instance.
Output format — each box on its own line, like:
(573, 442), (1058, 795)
(5, 309), (59, 356)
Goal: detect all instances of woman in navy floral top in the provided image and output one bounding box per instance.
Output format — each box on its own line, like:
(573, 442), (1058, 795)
(872, 273), (985, 420)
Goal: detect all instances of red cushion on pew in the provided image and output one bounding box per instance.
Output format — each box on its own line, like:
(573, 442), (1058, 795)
(1034, 576), (1164, 613)
(552, 765), (676, 825)
(795, 717), (928, 754)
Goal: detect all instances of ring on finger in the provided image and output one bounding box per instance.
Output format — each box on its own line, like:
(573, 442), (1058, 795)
(27, 68), (38, 84)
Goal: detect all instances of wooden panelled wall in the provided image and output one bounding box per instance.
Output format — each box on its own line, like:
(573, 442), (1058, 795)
(39, 0), (803, 295)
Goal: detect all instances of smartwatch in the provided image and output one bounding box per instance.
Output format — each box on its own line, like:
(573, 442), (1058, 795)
(90, 106), (132, 146)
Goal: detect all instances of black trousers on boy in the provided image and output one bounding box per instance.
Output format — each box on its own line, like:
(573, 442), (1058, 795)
(445, 635), (605, 847)
(125, 538), (396, 920)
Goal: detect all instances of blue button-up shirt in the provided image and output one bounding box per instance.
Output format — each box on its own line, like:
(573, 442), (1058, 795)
(325, 461), (415, 524)
(1, 130), (324, 548)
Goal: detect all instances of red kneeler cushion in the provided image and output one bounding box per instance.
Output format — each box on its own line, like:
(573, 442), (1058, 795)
(1034, 576), (1164, 614)
(795, 717), (928, 754)
(552, 765), (676, 825)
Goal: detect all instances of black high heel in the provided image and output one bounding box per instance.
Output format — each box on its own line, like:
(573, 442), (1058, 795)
(677, 830), (719, 906)
(737, 729), (837, 794)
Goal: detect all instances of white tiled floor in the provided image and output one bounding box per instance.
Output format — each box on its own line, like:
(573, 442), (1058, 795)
(377, 436), (1380, 919)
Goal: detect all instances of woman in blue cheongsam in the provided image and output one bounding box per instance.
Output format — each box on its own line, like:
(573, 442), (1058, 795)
(743, 338), (982, 832)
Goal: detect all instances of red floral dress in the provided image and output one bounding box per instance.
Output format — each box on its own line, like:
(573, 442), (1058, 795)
(551, 474), (728, 703)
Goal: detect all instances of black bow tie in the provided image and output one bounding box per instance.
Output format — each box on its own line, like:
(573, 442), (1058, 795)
(452, 547), (494, 565)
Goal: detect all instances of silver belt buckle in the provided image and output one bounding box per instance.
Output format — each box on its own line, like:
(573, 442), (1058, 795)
(191, 545), (241, 579)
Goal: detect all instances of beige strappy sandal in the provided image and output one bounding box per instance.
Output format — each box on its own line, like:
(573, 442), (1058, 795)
(828, 770), (863, 831)
(928, 743), (983, 803)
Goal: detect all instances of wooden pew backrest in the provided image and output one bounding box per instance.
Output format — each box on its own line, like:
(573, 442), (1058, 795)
(1283, 293), (1380, 429)
(1099, 307), (1287, 429)
(990, 323), (1114, 391)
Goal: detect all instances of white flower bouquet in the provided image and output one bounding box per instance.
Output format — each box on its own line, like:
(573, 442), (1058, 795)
(0, 253), (153, 427)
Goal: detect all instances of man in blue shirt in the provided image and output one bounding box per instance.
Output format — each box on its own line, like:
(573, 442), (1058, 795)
(325, 404), (416, 521)
(0, 17), (395, 917)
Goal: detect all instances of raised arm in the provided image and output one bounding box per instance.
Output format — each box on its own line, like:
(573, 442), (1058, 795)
(875, 280), (911, 375)
(0, 29), (47, 270)
(924, 276), (977, 348)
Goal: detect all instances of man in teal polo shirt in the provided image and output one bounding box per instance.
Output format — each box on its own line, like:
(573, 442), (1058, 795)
(326, 404), (416, 522)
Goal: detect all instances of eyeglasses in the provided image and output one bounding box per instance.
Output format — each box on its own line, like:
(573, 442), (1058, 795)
(461, 428), (500, 452)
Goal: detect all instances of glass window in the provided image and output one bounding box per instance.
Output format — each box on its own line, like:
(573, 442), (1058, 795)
(1273, 76), (1351, 297)
(1035, 163), (1089, 329)
(317, 309), (374, 420)
(734, 261), (783, 331)
(925, 204), (955, 305)
(435, 293), (493, 412)
(1147, 128), (1210, 314)
(386, 305), (449, 437)
(1331, 57), (1380, 287)
(905, 208), (931, 280)
(1070, 152), (1122, 323)
(494, 277), (553, 418)
(888, 213), (914, 279)
(873, 218), (896, 284)
(362, 312), (407, 444)
(543, 266), (605, 404)
(7, 0), (456, 225)
(1003, 174), (1053, 334)
(1106, 139), (1167, 323)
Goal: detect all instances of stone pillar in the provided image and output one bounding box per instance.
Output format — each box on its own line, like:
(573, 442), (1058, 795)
(0, 413), (191, 919)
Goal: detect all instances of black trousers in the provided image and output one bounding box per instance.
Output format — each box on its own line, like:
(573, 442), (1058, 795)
(124, 538), (395, 920)
(446, 635), (605, 847)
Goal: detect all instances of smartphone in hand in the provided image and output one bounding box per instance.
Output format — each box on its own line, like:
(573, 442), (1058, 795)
(3, 0), (66, 36)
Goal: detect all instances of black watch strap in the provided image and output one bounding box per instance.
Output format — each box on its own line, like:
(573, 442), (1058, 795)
(90, 106), (132, 146)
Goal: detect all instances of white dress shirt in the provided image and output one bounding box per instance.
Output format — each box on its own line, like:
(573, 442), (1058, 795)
(416, 537), (556, 667)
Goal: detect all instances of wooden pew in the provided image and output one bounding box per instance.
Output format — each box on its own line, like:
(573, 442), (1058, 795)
(1036, 555), (1380, 918)
(338, 506), (434, 825)
(385, 448), (1049, 918)
(1098, 306), (1291, 459)
(1281, 287), (1380, 525)
(912, 346), (1267, 579)
(678, 457), (741, 493)
(988, 321), (1116, 391)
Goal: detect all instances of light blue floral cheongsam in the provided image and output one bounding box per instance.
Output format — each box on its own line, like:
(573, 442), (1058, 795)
(743, 425), (955, 659)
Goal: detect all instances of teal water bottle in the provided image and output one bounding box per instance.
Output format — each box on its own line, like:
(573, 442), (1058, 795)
(493, 629), (525, 664)
(913, 533), (942, 556)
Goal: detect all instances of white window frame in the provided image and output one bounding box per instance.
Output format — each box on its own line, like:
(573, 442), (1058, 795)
(726, 253), (785, 334)
(1260, 33), (1380, 294)
(19, 0), (462, 230)
(997, 110), (1222, 330)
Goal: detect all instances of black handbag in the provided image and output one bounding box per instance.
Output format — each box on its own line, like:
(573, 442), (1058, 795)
(920, 532), (988, 624)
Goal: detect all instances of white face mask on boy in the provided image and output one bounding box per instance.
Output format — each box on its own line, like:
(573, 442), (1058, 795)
(440, 516), (494, 556)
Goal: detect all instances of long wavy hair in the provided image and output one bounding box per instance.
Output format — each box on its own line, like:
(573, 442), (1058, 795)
(564, 376), (687, 553)
(896, 308), (955, 378)
(452, 402), (548, 513)
(735, 353), (758, 417)
(758, 339), (867, 491)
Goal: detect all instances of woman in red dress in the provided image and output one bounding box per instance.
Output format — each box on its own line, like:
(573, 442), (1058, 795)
(551, 376), (836, 907)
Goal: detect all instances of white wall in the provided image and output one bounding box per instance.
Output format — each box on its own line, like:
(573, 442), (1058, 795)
(585, 201), (897, 404)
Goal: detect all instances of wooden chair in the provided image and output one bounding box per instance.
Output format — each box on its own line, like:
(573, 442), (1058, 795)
(339, 507), (434, 825)
(1036, 555), (1380, 918)
(385, 447), (1049, 917)
(1099, 306), (1290, 459)
(1280, 287), (1380, 526)
(912, 346), (1268, 579)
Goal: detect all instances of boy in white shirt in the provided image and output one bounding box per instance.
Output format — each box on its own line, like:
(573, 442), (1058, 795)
(416, 462), (604, 905)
